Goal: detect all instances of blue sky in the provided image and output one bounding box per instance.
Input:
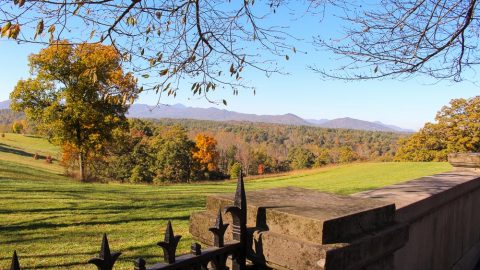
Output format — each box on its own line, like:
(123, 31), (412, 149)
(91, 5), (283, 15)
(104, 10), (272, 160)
(0, 3), (478, 130)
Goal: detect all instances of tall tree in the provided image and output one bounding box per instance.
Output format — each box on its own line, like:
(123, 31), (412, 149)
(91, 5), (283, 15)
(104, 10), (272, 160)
(192, 134), (219, 173)
(395, 96), (480, 161)
(288, 147), (315, 170)
(10, 41), (139, 180)
(151, 126), (196, 183)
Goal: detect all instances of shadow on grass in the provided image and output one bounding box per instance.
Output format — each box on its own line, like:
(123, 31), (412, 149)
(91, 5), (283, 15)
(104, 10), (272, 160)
(0, 243), (166, 269)
(0, 197), (205, 215)
(1, 214), (190, 232)
(0, 143), (34, 157)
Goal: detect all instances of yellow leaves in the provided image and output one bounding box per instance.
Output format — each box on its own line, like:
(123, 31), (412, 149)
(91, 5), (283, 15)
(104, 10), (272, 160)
(1, 22), (20, 39)
(193, 134), (219, 172)
(1, 22), (11, 37)
(8, 24), (20, 39)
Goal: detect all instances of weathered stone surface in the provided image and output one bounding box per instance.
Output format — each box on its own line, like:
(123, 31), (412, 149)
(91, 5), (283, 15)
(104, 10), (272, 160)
(250, 230), (345, 270)
(448, 153), (480, 173)
(354, 162), (480, 270)
(189, 187), (403, 270)
(324, 223), (408, 270)
(201, 187), (395, 244)
(353, 171), (480, 217)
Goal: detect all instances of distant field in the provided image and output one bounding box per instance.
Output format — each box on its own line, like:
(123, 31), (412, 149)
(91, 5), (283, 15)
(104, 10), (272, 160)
(0, 133), (451, 269)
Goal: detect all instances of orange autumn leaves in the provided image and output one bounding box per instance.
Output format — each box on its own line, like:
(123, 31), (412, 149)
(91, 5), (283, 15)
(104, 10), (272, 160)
(192, 134), (219, 172)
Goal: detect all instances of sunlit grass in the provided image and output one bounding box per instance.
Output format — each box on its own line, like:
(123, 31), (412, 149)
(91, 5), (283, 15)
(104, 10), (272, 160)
(0, 134), (452, 269)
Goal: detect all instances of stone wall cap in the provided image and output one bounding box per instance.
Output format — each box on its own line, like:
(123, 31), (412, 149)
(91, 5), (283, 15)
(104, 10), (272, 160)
(448, 152), (480, 169)
(203, 187), (395, 244)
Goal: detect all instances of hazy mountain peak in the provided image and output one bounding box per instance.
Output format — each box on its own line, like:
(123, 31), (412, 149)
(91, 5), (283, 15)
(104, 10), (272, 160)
(0, 100), (11, 110)
(0, 99), (414, 132)
(317, 117), (414, 133)
(127, 103), (413, 132)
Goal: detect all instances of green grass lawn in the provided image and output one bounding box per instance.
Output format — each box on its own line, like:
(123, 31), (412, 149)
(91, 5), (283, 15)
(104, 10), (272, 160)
(0, 133), (452, 269)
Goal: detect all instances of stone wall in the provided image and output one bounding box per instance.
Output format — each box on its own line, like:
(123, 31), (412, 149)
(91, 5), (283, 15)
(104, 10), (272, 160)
(189, 153), (480, 269)
(355, 153), (480, 270)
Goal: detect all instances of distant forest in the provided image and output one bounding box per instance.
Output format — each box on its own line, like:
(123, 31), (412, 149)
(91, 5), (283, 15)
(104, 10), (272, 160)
(0, 109), (407, 182)
(129, 118), (406, 179)
(0, 109), (24, 132)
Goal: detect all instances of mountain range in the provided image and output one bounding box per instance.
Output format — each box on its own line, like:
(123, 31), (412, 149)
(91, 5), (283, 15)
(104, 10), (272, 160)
(0, 100), (414, 132)
(0, 100), (11, 110)
(127, 103), (414, 133)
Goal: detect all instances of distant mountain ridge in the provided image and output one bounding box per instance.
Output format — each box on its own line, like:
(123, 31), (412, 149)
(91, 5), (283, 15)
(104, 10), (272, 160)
(313, 117), (414, 133)
(0, 100), (414, 132)
(128, 103), (414, 133)
(0, 100), (11, 110)
(128, 103), (310, 126)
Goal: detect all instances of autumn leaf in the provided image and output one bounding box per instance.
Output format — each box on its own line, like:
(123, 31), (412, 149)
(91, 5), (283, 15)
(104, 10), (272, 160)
(159, 69), (168, 76)
(1, 22), (11, 37)
(34, 20), (44, 40)
(8, 24), (20, 39)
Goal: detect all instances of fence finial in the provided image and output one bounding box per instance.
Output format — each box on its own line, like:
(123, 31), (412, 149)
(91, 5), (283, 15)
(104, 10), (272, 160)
(10, 250), (20, 270)
(157, 221), (182, 264)
(209, 208), (229, 247)
(88, 233), (121, 270)
(225, 170), (247, 270)
(190, 243), (202, 255)
(134, 258), (146, 270)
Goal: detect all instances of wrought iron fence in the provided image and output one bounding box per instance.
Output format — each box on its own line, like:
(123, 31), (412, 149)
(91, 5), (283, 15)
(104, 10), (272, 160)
(7, 174), (248, 270)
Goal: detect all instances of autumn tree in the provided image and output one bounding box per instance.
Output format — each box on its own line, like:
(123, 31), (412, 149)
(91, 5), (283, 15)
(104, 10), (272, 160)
(288, 147), (316, 170)
(12, 120), (24, 134)
(248, 150), (272, 175)
(338, 147), (359, 163)
(314, 148), (332, 167)
(151, 126), (196, 183)
(10, 41), (139, 181)
(395, 96), (480, 161)
(193, 134), (219, 176)
(229, 162), (243, 180)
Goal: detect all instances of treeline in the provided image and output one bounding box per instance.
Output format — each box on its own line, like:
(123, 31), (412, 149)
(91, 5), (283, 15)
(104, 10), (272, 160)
(395, 96), (480, 161)
(68, 118), (405, 183)
(0, 109), (26, 133)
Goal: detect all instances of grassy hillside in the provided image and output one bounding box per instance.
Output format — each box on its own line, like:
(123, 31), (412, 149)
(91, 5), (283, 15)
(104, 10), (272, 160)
(0, 133), (451, 269)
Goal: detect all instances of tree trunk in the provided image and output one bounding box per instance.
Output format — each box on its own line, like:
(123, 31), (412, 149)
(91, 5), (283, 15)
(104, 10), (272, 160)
(78, 152), (85, 181)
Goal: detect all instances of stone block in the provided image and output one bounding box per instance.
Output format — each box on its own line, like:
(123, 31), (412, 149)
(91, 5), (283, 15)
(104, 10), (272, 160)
(202, 187), (395, 244)
(189, 187), (405, 270)
(449, 153), (480, 173)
